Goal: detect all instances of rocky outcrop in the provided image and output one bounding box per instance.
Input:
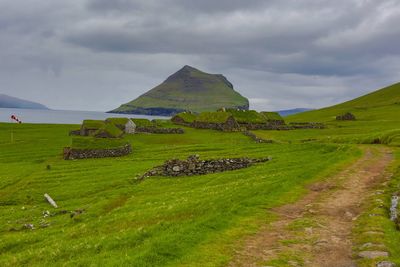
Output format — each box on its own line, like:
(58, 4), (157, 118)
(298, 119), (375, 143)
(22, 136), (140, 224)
(139, 155), (271, 179)
(136, 126), (184, 134)
(63, 144), (132, 160)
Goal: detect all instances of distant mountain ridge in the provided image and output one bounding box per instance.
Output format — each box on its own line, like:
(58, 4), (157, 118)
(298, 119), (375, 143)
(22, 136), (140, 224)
(0, 94), (48, 110)
(110, 65), (249, 116)
(276, 108), (313, 117)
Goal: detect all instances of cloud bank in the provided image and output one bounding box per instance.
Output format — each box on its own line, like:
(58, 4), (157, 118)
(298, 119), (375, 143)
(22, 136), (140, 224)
(1, 0), (400, 111)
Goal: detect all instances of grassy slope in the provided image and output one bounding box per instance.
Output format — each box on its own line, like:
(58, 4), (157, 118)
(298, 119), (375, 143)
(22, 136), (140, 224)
(287, 82), (400, 122)
(254, 83), (400, 145)
(113, 66), (249, 113)
(0, 123), (357, 266)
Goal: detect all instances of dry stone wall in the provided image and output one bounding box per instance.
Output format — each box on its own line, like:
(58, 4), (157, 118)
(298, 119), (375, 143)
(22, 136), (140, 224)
(139, 154), (271, 179)
(63, 144), (132, 160)
(136, 127), (184, 134)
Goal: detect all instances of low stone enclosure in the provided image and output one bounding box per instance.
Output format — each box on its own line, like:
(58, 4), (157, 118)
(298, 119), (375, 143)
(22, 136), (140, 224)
(63, 143), (132, 160)
(138, 154), (271, 179)
(336, 112), (356, 121)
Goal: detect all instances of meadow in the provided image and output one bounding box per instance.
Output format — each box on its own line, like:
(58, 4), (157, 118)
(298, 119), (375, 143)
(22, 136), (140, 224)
(0, 122), (357, 266)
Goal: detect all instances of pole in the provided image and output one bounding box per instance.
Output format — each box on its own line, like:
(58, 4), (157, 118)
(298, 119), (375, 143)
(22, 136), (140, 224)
(10, 117), (13, 143)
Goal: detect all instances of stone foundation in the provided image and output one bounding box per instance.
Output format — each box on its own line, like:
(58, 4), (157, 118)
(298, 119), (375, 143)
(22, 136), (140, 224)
(136, 127), (184, 134)
(63, 143), (132, 160)
(139, 154), (271, 179)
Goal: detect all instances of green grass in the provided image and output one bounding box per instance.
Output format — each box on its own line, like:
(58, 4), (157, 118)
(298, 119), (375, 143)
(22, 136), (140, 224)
(105, 117), (130, 125)
(2, 82), (400, 266)
(287, 82), (400, 123)
(71, 136), (128, 150)
(131, 118), (154, 127)
(172, 112), (197, 123)
(82, 119), (105, 129)
(195, 111), (232, 123)
(260, 111), (284, 122)
(81, 120), (123, 138)
(0, 123), (357, 266)
(226, 109), (266, 124)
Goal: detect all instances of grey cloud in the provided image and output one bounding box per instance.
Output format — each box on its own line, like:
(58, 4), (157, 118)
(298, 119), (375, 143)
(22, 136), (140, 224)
(0, 0), (399, 111)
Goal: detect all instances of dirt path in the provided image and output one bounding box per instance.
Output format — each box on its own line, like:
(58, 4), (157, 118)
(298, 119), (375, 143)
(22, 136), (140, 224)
(229, 146), (393, 267)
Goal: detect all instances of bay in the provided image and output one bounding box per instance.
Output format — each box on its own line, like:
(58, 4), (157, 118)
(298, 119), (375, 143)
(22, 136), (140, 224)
(0, 108), (169, 124)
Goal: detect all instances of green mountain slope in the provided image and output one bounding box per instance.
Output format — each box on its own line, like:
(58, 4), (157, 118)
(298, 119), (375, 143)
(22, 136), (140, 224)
(287, 82), (400, 122)
(110, 65), (249, 116)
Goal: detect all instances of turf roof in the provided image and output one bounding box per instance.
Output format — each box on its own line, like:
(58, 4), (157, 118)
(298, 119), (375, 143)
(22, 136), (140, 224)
(173, 112), (197, 123)
(226, 109), (267, 124)
(195, 111), (232, 123)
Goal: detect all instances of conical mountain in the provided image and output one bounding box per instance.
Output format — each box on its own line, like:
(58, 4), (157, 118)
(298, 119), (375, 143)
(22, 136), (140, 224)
(110, 65), (249, 116)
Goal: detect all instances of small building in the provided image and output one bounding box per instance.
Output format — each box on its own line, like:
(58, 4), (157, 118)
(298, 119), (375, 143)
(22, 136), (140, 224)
(192, 111), (239, 131)
(227, 109), (271, 130)
(80, 120), (123, 138)
(260, 112), (285, 125)
(124, 119), (136, 134)
(106, 117), (136, 134)
(171, 112), (197, 126)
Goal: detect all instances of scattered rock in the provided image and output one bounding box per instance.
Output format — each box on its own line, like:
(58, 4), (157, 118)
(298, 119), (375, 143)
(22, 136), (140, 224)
(23, 223), (35, 230)
(377, 261), (396, 267)
(358, 251), (389, 259)
(360, 243), (386, 250)
(70, 209), (85, 218)
(43, 210), (50, 217)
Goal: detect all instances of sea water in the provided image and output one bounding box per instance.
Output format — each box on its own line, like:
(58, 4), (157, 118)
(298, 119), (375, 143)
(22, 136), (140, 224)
(0, 108), (169, 124)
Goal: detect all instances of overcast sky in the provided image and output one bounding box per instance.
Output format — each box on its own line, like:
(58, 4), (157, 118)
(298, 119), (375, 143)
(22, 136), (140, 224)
(1, 0), (400, 111)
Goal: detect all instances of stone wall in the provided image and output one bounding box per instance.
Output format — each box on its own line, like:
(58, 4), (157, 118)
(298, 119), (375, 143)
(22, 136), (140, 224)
(63, 143), (132, 160)
(69, 130), (81, 136)
(136, 127), (184, 134)
(243, 131), (274, 143)
(139, 154), (271, 179)
(289, 122), (325, 129)
(336, 112), (356, 121)
(192, 117), (239, 131)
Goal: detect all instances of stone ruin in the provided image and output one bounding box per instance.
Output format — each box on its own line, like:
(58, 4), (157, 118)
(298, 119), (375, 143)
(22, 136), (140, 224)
(336, 112), (356, 121)
(138, 154), (271, 179)
(63, 143), (132, 160)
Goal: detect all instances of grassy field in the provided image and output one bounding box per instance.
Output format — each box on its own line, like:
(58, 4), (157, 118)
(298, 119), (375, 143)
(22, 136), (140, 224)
(0, 122), (358, 266)
(1, 83), (400, 266)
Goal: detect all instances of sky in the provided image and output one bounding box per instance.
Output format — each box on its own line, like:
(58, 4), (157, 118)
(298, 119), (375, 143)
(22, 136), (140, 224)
(1, 0), (400, 111)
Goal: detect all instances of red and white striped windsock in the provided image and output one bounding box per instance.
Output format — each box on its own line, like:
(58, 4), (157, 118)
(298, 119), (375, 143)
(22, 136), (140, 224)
(10, 115), (22, 123)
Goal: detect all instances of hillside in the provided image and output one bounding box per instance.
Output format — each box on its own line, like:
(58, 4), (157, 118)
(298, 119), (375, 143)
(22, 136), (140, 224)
(287, 82), (400, 122)
(0, 94), (48, 109)
(109, 65), (249, 116)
